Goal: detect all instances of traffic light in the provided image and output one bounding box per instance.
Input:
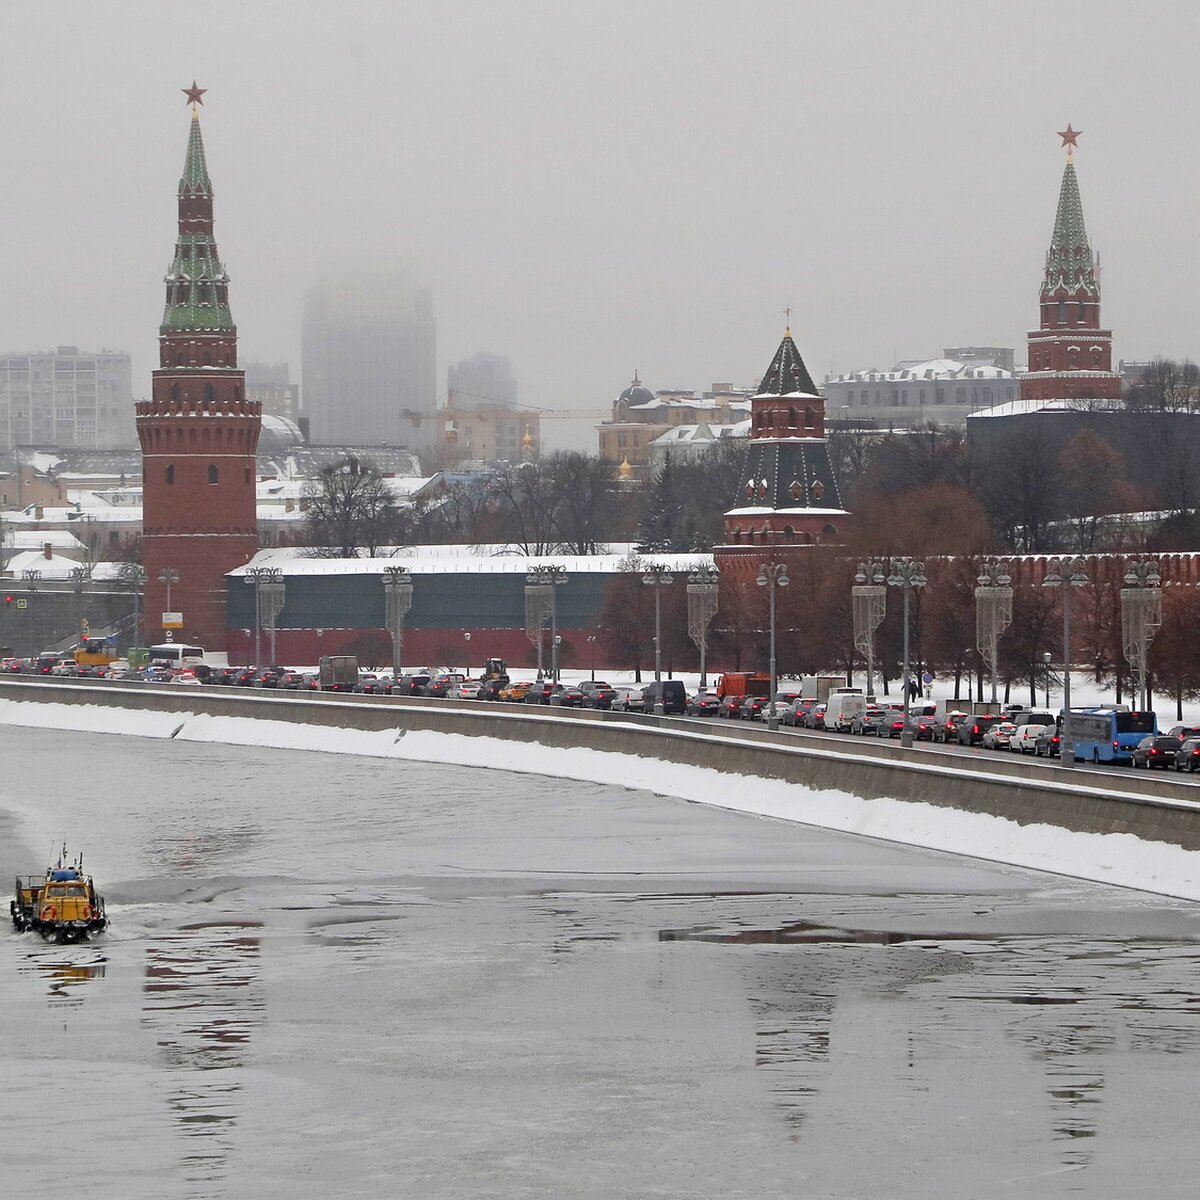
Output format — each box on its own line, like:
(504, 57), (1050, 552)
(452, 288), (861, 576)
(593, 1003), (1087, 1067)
(3, 596), (12, 607)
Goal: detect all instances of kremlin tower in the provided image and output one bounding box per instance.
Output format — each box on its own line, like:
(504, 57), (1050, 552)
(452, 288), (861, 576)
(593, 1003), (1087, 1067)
(137, 85), (261, 649)
(715, 320), (849, 579)
(1019, 126), (1121, 404)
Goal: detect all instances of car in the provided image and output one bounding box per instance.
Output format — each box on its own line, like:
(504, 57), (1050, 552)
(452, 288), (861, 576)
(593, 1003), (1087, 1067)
(233, 666), (259, 687)
(610, 686), (645, 712)
(578, 681), (617, 709)
(850, 706), (887, 735)
(481, 679), (507, 700)
(1008, 723), (1049, 754)
(933, 711), (970, 743)
(719, 694), (746, 718)
(424, 672), (465, 698)
(278, 670), (308, 690)
(395, 673), (432, 697)
(782, 697), (818, 728)
(500, 680), (533, 702)
(739, 695), (769, 720)
(1164, 724), (1200, 742)
(912, 715), (940, 742)
(1131, 735), (1181, 769)
(524, 680), (557, 705)
(1034, 726), (1061, 758)
(1173, 737), (1200, 772)
(255, 665), (287, 688)
(981, 722), (1018, 750)
(210, 666), (241, 686)
(687, 690), (721, 716)
(549, 684), (586, 707)
(882, 713), (908, 738)
(957, 714), (1004, 747)
(803, 703), (828, 731)
(448, 680), (486, 700)
(642, 680), (688, 714)
(169, 669), (204, 686)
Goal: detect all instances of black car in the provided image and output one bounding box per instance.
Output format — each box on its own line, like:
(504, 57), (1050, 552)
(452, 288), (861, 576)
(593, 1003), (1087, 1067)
(211, 666), (241, 686)
(396, 673), (432, 696)
(278, 670), (308, 690)
(423, 673), (464, 698)
(524, 681), (556, 705)
(688, 690), (721, 717)
(578, 681), (618, 709)
(642, 680), (687, 714)
(549, 685), (586, 707)
(233, 667), (259, 687)
(1164, 724), (1200, 742)
(255, 666), (287, 688)
(957, 715), (1003, 746)
(1132, 735), (1180, 769)
(1034, 726), (1061, 758)
(1173, 738), (1200, 772)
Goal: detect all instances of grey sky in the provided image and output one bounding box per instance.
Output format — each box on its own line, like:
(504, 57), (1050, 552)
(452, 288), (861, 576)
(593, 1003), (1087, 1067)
(4, 1), (1198, 450)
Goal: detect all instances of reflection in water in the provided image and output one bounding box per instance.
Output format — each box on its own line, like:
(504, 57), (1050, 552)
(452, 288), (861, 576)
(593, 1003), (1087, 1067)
(143, 923), (263, 1190)
(19, 951), (107, 1008)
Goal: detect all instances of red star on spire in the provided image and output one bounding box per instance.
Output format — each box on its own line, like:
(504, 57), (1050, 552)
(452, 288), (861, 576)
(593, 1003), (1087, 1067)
(1057, 124), (1081, 149)
(182, 81), (207, 107)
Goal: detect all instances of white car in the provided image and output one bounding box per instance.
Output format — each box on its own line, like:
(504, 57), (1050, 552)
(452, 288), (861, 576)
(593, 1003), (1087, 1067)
(169, 670), (203, 686)
(1008, 723), (1048, 754)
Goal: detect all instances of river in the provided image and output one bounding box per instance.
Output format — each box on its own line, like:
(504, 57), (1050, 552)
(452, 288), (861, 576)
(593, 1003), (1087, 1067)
(3, 725), (1200, 1198)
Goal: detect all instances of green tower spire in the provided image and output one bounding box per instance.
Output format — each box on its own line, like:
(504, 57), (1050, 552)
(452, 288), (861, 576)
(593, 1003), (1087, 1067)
(179, 110), (212, 195)
(1041, 158), (1098, 298)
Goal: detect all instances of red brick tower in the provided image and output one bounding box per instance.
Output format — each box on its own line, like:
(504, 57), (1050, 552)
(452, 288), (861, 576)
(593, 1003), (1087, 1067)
(1019, 126), (1121, 404)
(137, 87), (260, 649)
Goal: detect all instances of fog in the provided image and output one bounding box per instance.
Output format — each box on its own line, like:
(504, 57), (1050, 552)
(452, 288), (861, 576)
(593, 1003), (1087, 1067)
(3, 1), (1199, 449)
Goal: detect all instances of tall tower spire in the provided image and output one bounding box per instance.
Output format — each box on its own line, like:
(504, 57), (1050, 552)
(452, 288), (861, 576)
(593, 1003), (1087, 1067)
(137, 91), (261, 652)
(1018, 129), (1121, 405)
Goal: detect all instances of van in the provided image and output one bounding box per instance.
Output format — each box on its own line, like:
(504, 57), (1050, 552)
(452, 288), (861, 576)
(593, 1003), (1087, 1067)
(824, 688), (866, 732)
(643, 680), (687, 714)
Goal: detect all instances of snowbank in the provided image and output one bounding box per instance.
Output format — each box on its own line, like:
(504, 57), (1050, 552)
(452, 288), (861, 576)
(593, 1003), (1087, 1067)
(5, 698), (1200, 901)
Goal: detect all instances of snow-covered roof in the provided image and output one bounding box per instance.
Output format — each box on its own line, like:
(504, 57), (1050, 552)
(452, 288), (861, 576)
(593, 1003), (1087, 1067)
(830, 358), (1015, 385)
(968, 397), (1124, 419)
(7, 529), (86, 551)
(724, 506), (849, 517)
(2, 550), (127, 581)
(230, 548), (714, 578)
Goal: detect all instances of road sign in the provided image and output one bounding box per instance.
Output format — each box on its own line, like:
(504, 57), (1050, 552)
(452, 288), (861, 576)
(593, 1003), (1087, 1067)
(162, 611), (183, 629)
(81, 619), (89, 633)
(922, 671), (933, 685)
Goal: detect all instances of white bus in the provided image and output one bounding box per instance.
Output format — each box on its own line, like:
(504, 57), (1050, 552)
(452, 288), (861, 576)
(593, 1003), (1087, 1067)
(148, 643), (206, 667)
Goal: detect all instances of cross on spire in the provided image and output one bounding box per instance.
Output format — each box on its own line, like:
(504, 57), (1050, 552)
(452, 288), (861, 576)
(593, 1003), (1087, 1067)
(783, 305), (792, 334)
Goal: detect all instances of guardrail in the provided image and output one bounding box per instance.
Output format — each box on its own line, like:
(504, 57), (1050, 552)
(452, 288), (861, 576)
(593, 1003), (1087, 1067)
(5, 675), (1200, 856)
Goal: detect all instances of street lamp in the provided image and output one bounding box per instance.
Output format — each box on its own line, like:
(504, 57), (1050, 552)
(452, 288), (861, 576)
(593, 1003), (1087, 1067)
(852, 560), (886, 700)
(686, 564), (720, 689)
(1042, 556), (1089, 769)
(157, 567), (179, 621)
(463, 630), (471, 674)
(68, 566), (90, 638)
(641, 563), (675, 712)
(756, 561), (790, 731)
(975, 557), (1013, 705)
(20, 568), (41, 590)
(125, 565), (147, 648)
(1121, 556), (1163, 712)
(525, 564), (568, 681)
(245, 566), (286, 665)
(1042, 650), (1052, 709)
(587, 633), (598, 682)
(381, 566), (413, 680)
(887, 557), (928, 748)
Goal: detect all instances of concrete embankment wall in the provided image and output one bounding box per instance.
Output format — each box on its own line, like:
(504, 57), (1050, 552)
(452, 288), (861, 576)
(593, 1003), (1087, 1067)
(6, 678), (1200, 864)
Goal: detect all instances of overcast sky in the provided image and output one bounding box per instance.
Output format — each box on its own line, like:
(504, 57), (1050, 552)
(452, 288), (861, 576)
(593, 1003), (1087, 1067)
(4, 1), (1199, 449)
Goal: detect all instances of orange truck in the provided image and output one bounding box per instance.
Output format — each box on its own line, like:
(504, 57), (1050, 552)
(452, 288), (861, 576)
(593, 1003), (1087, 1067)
(715, 672), (772, 700)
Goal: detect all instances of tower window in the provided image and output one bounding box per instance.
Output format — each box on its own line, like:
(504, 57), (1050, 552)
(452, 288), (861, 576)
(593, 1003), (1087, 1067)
(804, 407), (815, 429)
(787, 406), (797, 428)
(165, 464), (175, 485)
(208, 465), (219, 485)
(1078, 301), (1086, 320)
(1057, 300), (1067, 323)
(204, 382), (214, 403)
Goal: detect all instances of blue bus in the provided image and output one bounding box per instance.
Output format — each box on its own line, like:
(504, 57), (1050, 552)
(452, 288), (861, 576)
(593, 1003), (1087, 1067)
(1067, 708), (1157, 764)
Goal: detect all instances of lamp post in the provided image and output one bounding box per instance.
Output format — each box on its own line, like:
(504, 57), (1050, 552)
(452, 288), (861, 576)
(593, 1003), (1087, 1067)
(381, 565), (413, 680)
(245, 566), (286, 665)
(887, 557), (927, 748)
(1121, 556), (1163, 712)
(686, 564), (720, 689)
(68, 566), (90, 638)
(126, 565), (147, 648)
(975, 558), (1013, 705)
(756, 561), (790, 731)
(156, 566), (178, 643)
(587, 634), (597, 682)
(463, 630), (471, 674)
(641, 563), (675, 713)
(852, 560), (886, 700)
(1042, 556), (1089, 769)
(1042, 650), (1052, 708)
(525, 565), (568, 681)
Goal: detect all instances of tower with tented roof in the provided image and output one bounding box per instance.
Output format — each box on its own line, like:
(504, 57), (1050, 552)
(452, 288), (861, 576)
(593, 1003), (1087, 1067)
(715, 320), (849, 577)
(1019, 127), (1121, 404)
(137, 85), (261, 650)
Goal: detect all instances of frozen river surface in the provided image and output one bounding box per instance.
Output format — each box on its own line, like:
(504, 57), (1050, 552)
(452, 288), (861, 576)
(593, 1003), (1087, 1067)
(3, 727), (1200, 1198)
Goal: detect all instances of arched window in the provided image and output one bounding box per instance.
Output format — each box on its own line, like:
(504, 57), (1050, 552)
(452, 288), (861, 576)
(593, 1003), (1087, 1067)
(170, 383), (179, 401)
(204, 382), (214, 403)
(202, 351), (211, 366)
(822, 524), (837, 537)
(208, 465), (219, 485)
(810, 480), (825, 501)
(165, 464), (175, 485)
(175, 352), (183, 366)
(804, 407), (815, 430)
(784, 525), (795, 542)
(789, 480), (802, 500)
(788, 406), (797, 429)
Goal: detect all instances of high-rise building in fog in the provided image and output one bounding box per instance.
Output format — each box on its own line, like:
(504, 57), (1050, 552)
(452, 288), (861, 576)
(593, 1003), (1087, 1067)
(0, 347), (135, 450)
(446, 352), (518, 411)
(301, 267), (436, 453)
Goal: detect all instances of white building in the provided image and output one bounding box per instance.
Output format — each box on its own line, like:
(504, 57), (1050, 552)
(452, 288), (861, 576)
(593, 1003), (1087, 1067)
(0, 347), (135, 450)
(824, 352), (1018, 427)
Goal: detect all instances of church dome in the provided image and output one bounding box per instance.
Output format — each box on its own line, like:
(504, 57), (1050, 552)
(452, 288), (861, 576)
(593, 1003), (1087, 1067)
(257, 414), (305, 456)
(617, 372), (656, 408)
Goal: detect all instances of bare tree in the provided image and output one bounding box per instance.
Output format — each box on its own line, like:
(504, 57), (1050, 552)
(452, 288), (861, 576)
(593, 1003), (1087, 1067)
(303, 456), (400, 557)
